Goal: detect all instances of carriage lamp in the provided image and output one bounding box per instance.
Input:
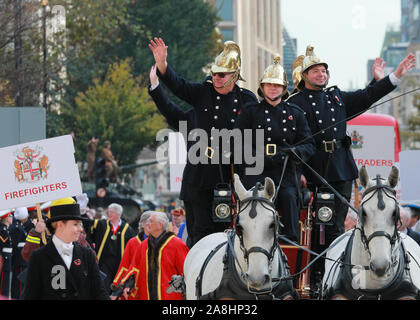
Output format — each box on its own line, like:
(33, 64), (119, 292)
(314, 191), (335, 225)
(317, 206), (333, 223)
(215, 203), (231, 220)
(212, 183), (235, 223)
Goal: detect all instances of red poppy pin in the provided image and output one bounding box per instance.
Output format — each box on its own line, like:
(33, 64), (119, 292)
(237, 110), (241, 115)
(288, 115), (293, 120)
(73, 259), (81, 266)
(335, 95), (340, 102)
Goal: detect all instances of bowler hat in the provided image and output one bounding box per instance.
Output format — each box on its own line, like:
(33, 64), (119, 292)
(46, 198), (87, 229)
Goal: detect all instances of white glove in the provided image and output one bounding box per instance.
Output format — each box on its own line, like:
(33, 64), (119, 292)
(76, 193), (89, 213)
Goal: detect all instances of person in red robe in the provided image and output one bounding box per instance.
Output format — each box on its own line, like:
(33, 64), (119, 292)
(121, 211), (189, 300)
(110, 211), (152, 300)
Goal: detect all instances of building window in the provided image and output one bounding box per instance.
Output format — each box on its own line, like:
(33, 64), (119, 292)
(258, 48), (263, 78)
(217, 0), (233, 21)
(220, 29), (234, 41)
(264, 0), (267, 42)
(413, 2), (420, 20)
(257, 0), (260, 37)
(416, 51), (420, 69)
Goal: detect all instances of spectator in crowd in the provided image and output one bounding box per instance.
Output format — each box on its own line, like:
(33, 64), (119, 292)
(121, 211), (189, 300)
(87, 203), (136, 293)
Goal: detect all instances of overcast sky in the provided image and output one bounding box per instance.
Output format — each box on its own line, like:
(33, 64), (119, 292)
(281, 0), (401, 90)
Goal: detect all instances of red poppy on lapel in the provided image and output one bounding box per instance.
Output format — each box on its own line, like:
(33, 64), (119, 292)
(288, 115), (293, 120)
(73, 259), (81, 266)
(335, 95), (340, 102)
(237, 110), (241, 115)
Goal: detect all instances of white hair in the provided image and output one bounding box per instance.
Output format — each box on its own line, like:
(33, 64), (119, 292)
(152, 211), (169, 231)
(138, 211), (153, 231)
(108, 203), (123, 215)
(400, 206), (410, 223)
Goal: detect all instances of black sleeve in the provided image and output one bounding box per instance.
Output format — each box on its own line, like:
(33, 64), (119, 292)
(22, 250), (42, 300)
(156, 65), (203, 107)
(293, 109), (316, 162)
(149, 84), (191, 130)
(340, 75), (396, 119)
(86, 248), (110, 300)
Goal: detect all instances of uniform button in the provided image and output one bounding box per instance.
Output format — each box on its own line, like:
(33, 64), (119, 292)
(204, 108), (208, 112)
(283, 138), (286, 142)
(215, 105), (220, 109)
(234, 99), (238, 103)
(267, 118), (271, 122)
(210, 136), (214, 140)
(240, 88), (243, 91)
(332, 118), (335, 122)
(309, 95), (313, 98)
(283, 119), (286, 123)
(327, 101), (331, 104)
(319, 120), (323, 123)
(214, 115), (218, 119)
(267, 127), (272, 131)
(258, 125), (262, 128)
(283, 110), (286, 114)
(281, 156), (285, 160)
(304, 112), (307, 115)
(292, 127), (296, 130)
(267, 137), (271, 141)
(316, 111), (319, 114)
(339, 103), (343, 106)
(211, 127), (216, 130)
(216, 96), (220, 100)
(331, 108), (334, 112)
(283, 128), (287, 132)
(233, 108), (237, 112)
(312, 102), (316, 106)
(265, 110), (269, 114)
(231, 119), (235, 123)
(334, 127), (337, 131)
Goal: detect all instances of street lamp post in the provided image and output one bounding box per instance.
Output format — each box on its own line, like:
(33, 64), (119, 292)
(42, 0), (48, 111)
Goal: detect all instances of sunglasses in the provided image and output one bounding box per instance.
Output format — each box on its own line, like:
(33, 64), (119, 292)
(212, 72), (234, 78)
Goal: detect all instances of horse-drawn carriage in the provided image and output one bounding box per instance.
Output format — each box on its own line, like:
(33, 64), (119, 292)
(178, 166), (420, 300)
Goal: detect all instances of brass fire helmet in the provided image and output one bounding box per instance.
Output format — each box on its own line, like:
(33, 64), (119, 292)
(258, 55), (289, 99)
(293, 45), (329, 90)
(211, 41), (245, 87)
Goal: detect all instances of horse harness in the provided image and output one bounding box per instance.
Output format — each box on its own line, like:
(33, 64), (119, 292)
(323, 231), (420, 300)
(323, 176), (420, 299)
(195, 183), (298, 300)
(355, 175), (400, 255)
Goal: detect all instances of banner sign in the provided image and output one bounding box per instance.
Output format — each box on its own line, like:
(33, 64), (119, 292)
(0, 135), (82, 210)
(168, 132), (187, 193)
(347, 124), (395, 178)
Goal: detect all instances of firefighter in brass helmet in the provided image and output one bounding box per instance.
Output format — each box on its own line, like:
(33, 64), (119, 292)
(287, 45), (416, 295)
(148, 37), (257, 247)
(235, 55), (315, 242)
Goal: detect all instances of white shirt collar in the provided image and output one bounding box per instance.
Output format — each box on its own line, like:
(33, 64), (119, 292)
(111, 219), (121, 230)
(52, 234), (74, 256)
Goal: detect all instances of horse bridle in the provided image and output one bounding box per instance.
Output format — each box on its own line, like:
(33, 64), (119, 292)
(356, 175), (400, 255)
(234, 182), (281, 265)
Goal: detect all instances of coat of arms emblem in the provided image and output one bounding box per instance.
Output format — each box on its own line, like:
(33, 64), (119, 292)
(350, 130), (363, 149)
(13, 146), (50, 183)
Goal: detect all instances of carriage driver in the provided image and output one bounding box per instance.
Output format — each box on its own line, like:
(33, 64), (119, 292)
(287, 45), (416, 290)
(235, 55), (315, 242)
(149, 38), (257, 247)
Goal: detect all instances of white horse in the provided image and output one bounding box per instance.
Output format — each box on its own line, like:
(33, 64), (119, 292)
(322, 166), (420, 300)
(182, 174), (298, 300)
